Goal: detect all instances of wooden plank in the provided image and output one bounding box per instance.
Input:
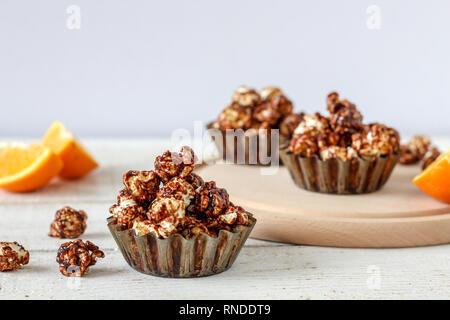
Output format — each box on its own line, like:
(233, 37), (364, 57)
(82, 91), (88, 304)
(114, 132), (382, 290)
(0, 246), (449, 299)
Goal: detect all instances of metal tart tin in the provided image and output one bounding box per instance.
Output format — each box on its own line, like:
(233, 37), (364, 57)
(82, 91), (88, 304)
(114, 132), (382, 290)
(107, 216), (256, 278)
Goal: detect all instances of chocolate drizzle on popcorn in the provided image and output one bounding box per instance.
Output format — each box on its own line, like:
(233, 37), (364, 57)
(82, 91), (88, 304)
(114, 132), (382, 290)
(280, 92), (401, 194)
(212, 85), (302, 137)
(110, 146), (251, 239)
(56, 240), (104, 277)
(289, 92), (400, 160)
(0, 242), (29, 272)
(399, 135), (441, 169)
(48, 206), (87, 239)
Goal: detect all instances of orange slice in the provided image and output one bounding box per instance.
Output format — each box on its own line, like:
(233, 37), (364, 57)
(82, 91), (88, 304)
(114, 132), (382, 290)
(0, 143), (63, 192)
(413, 149), (450, 204)
(42, 121), (98, 179)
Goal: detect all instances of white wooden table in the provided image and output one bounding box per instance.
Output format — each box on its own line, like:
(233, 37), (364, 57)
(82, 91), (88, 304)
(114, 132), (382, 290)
(0, 138), (449, 300)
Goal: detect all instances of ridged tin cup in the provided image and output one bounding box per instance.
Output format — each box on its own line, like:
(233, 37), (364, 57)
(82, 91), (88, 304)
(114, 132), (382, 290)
(107, 216), (256, 278)
(279, 144), (399, 194)
(206, 122), (285, 165)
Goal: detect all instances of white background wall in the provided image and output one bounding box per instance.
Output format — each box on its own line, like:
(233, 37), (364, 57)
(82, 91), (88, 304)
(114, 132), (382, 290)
(1, 0), (449, 138)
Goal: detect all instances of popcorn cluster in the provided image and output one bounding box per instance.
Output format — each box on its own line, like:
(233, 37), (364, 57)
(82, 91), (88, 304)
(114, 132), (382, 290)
(399, 135), (441, 169)
(110, 146), (251, 239)
(0, 242), (29, 272)
(289, 92), (400, 160)
(213, 86), (303, 137)
(422, 147), (441, 169)
(56, 239), (104, 277)
(48, 206), (87, 239)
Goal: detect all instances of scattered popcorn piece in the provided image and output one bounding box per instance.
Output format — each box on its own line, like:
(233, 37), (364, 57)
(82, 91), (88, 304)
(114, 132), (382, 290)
(399, 135), (440, 168)
(422, 146), (441, 170)
(154, 146), (196, 182)
(48, 206), (87, 239)
(56, 240), (104, 277)
(0, 242), (29, 272)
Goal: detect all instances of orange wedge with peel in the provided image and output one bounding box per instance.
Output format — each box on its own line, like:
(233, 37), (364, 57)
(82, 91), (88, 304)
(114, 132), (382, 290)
(42, 121), (98, 179)
(0, 143), (63, 192)
(413, 149), (450, 204)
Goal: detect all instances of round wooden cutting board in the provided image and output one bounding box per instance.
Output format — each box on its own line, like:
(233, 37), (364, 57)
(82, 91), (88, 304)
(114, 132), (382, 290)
(196, 163), (450, 248)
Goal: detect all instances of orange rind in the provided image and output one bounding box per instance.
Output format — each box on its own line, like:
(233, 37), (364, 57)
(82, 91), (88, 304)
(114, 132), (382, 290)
(0, 143), (63, 192)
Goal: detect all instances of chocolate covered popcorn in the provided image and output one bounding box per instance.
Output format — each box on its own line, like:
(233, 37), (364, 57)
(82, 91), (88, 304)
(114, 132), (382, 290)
(289, 92), (400, 161)
(212, 85), (300, 137)
(107, 147), (256, 277)
(49, 206), (87, 239)
(56, 240), (104, 277)
(0, 242), (29, 272)
(109, 147), (252, 239)
(399, 135), (441, 169)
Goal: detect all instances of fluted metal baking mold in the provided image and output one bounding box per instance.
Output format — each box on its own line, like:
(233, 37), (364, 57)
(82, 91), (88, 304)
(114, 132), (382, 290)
(279, 145), (399, 194)
(107, 216), (256, 278)
(206, 122), (287, 165)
